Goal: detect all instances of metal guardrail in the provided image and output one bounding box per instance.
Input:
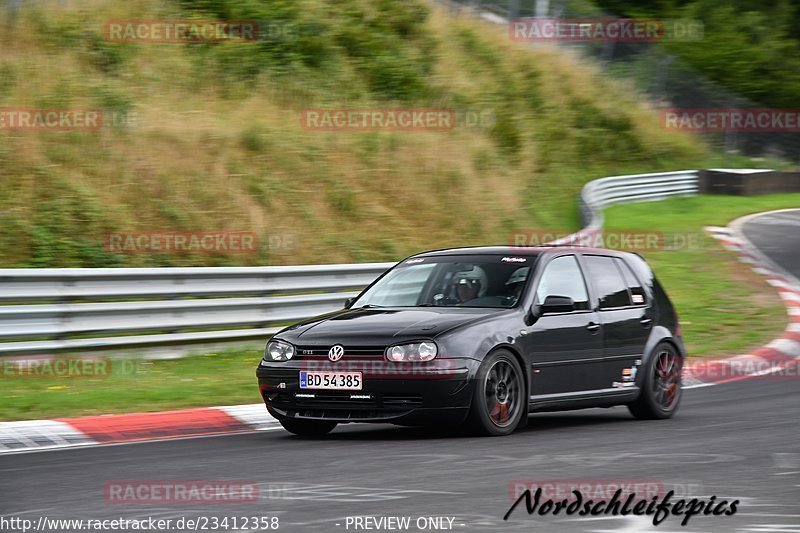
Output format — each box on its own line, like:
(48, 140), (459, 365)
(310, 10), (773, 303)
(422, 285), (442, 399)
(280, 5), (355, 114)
(558, 170), (699, 247)
(0, 263), (394, 356)
(0, 171), (699, 357)
(580, 170), (699, 230)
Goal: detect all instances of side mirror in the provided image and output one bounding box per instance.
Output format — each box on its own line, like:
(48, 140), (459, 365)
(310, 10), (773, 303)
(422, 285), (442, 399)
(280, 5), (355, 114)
(344, 297), (356, 309)
(525, 303), (542, 326)
(540, 295), (575, 314)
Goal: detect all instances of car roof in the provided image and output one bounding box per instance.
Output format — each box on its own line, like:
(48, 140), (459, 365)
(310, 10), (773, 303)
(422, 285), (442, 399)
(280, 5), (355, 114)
(411, 245), (635, 258)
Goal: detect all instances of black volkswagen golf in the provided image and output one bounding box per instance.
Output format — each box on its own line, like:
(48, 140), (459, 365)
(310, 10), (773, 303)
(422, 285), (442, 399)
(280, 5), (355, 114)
(257, 246), (685, 437)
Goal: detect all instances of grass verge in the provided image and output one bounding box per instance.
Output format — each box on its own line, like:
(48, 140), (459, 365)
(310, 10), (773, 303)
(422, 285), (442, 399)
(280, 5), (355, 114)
(0, 347), (265, 422)
(604, 193), (800, 357)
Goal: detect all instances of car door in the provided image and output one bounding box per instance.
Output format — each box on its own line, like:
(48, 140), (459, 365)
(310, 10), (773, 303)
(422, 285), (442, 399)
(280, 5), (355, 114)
(581, 255), (653, 390)
(518, 254), (605, 397)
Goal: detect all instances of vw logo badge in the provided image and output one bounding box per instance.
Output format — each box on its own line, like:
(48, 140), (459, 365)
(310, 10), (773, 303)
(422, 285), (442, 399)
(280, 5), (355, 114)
(328, 344), (344, 362)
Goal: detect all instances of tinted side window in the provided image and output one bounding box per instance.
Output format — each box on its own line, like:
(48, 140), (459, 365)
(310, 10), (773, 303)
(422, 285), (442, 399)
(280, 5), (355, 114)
(535, 255), (590, 311)
(616, 258), (646, 305)
(583, 255), (632, 309)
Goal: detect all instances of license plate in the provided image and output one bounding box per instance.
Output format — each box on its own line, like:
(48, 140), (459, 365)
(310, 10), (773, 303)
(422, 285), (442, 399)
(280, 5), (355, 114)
(299, 371), (362, 390)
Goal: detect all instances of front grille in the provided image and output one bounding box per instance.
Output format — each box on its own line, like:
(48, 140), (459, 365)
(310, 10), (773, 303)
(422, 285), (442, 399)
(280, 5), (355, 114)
(382, 394), (423, 407)
(280, 408), (410, 421)
(295, 391), (377, 407)
(296, 345), (386, 359)
(266, 391), (423, 409)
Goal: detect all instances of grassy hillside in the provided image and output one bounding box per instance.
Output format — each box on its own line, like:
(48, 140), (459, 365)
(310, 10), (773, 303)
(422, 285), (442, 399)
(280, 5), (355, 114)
(0, 0), (728, 267)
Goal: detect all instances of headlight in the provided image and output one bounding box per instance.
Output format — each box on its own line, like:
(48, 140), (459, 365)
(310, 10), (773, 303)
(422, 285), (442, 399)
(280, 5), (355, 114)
(263, 339), (295, 362)
(385, 341), (437, 362)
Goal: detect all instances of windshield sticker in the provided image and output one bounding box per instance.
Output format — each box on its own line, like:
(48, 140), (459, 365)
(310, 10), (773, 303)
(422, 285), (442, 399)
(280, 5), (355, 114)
(405, 258), (425, 264)
(501, 257), (527, 263)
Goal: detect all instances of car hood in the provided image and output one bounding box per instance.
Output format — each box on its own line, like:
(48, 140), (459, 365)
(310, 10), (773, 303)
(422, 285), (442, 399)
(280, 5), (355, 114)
(280, 307), (502, 344)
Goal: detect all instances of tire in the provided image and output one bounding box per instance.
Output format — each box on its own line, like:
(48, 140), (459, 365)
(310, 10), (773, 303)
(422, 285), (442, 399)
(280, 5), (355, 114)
(628, 343), (682, 420)
(465, 349), (525, 436)
(279, 419), (338, 436)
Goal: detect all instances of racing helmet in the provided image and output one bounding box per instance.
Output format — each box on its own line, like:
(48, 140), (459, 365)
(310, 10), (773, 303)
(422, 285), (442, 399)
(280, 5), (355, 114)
(505, 267), (530, 286)
(452, 265), (488, 297)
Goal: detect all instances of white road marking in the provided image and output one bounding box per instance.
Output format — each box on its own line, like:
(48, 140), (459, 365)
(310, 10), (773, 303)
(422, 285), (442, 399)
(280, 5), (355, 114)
(255, 482), (463, 502)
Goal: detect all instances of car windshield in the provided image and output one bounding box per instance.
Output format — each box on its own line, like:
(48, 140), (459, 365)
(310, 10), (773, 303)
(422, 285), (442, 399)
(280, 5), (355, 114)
(353, 254), (537, 309)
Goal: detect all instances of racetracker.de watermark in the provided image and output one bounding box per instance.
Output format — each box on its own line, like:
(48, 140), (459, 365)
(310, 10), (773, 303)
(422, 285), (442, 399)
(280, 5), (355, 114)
(103, 20), (259, 42)
(300, 109), (457, 131)
(509, 18), (703, 42)
(509, 229), (702, 251)
(104, 231), (259, 254)
(508, 480), (704, 501)
(0, 109), (102, 130)
(685, 358), (800, 381)
(0, 356), (142, 379)
(104, 481), (260, 504)
(663, 108), (800, 132)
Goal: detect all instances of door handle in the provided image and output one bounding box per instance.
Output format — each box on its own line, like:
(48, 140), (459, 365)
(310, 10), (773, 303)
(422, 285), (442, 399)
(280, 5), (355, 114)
(640, 317), (653, 327)
(586, 322), (600, 332)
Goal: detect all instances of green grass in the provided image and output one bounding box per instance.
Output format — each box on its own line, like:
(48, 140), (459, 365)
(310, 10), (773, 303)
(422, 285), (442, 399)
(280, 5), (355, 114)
(604, 193), (800, 357)
(0, 347), (265, 421)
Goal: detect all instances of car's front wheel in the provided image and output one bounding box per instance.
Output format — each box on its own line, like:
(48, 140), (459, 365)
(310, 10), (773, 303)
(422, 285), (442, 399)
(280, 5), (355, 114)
(279, 419), (338, 436)
(628, 343), (682, 420)
(465, 349), (525, 436)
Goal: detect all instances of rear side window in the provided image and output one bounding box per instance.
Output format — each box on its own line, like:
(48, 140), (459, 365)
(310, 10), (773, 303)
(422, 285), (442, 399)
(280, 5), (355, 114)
(583, 255), (632, 309)
(616, 258), (646, 305)
(535, 255), (590, 311)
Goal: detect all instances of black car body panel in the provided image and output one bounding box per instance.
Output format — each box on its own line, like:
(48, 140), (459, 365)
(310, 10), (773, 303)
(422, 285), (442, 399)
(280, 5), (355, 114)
(289, 307), (498, 345)
(256, 246), (685, 426)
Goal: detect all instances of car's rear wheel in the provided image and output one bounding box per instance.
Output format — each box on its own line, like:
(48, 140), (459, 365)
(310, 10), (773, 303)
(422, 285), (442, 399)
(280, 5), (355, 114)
(465, 349), (525, 436)
(628, 343), (682, 420)
(279, 419), (338, 436)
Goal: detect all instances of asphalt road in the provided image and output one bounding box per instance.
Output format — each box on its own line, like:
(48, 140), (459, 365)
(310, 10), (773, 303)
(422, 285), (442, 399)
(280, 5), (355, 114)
(2, 210), (799, 533)
(741, 208), (800, 282)
(3, 379), (799, 532)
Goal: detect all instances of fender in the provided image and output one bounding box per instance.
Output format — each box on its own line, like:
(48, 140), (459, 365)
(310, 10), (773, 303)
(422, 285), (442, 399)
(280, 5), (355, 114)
(636, 325), (686, 390)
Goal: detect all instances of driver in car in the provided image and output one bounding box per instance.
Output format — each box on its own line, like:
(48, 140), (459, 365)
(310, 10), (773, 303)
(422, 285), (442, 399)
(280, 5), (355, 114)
(455, 276), (482, 304)
(454, 266), (529, 307)
(452, 266), (488, 305)
(505, 266), (529, 304)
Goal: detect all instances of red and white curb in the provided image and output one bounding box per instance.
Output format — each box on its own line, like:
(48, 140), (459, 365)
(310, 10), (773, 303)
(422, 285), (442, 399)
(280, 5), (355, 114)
(0, 404), (280, 454)
(682, 214), (800, 388)
(2, 212), (799, 454)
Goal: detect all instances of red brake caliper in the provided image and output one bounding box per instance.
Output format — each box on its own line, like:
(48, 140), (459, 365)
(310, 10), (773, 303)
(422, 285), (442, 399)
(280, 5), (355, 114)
(498, 402), (509, 422)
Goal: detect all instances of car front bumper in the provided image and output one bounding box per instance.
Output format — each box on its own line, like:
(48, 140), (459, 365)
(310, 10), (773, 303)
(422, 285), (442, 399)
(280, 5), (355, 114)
(256, 358), (479, 425)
